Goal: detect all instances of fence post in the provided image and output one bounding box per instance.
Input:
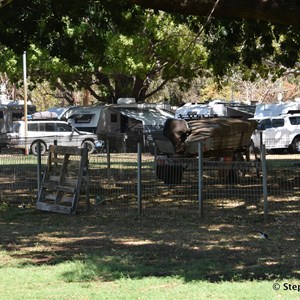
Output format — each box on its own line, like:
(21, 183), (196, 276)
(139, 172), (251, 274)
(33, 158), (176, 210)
(153, 143), (157, 160)
(106, 140), (111, 184)
(137, 143), (142, 215)
(37, 141), (42, 195)
(198, 143), (203, 217)
(261, 144), (268, 222)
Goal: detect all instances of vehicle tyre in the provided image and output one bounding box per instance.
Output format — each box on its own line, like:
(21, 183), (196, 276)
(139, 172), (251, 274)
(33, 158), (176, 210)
(82, 140), (96, 154)
(290, 137), (300, 154)
(31, 141), (47, 155)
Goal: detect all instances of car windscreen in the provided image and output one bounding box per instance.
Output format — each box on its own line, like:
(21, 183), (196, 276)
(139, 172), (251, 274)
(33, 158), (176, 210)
(69, 114), (95, 123)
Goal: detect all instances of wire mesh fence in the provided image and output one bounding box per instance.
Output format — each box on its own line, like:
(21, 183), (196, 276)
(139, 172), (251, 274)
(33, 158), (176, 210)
(0, 154), (39, 204)
(0, 149), (299, 221)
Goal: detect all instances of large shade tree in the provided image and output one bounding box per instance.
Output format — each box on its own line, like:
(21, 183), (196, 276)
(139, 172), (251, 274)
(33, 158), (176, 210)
(0, 0), (299, 104)
(129, 0), (300, 27)
(0, 3), (207, 103)
(1, 0), (299, 26)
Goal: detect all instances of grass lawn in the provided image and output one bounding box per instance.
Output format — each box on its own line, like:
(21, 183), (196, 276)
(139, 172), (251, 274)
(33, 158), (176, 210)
(0, 205), (299, 300)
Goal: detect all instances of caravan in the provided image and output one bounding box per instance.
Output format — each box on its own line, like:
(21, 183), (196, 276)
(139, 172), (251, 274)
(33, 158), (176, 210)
(62, 105), (104, 133)
(0, 100), (36, 149)
(62, 99), (174, 152)
(175, 100), (255, 120)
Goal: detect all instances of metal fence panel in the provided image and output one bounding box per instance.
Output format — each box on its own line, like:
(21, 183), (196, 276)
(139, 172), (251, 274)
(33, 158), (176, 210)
(0, 150), (299, 222)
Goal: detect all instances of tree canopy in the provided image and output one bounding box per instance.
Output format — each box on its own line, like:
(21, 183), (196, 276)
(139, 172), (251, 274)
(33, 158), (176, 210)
(0, 3), (208, 103)
(129, 0), (300, 27)
(0, 0), (299, 105)
(1, 0), (299, 27)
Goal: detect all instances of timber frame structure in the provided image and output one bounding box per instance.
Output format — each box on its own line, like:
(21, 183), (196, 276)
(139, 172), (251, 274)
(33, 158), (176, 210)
(36, 145), (90, 214)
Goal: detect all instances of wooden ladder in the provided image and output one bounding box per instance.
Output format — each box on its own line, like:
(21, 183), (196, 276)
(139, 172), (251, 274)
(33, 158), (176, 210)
(36, 145), (89, 214)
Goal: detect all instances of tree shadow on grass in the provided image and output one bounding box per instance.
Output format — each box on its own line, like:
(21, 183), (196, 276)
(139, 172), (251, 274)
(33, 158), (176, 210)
(0, 206), (299, 283)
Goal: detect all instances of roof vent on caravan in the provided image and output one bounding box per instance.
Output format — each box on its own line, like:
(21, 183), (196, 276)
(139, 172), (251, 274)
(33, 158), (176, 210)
(117, 98), (136, 105)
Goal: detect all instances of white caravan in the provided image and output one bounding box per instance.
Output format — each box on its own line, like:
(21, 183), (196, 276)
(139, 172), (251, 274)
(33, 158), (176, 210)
(0, 100), (36, 149)
(175, 100), (255, 120)
(62, 99), (174, 152)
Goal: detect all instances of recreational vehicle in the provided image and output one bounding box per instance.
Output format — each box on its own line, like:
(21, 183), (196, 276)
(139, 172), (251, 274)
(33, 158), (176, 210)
(0, 100), (36, 149)
(175, 100), (255, 120)
(63, 99), (174, 152)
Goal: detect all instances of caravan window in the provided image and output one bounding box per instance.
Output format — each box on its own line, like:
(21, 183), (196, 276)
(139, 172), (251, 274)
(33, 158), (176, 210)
(111, 113), (117, 123)
(71, 114), (94, 123)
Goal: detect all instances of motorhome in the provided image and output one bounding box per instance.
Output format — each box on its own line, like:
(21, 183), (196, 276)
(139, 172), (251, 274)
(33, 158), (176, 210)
(62, 99), (174, 152)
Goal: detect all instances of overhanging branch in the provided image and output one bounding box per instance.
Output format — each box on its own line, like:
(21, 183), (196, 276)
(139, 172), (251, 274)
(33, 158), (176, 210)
(128, 0), (300, 27)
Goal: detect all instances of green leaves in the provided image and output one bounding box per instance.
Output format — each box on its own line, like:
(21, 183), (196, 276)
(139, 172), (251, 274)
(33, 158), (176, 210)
(0, 1), (299, 104)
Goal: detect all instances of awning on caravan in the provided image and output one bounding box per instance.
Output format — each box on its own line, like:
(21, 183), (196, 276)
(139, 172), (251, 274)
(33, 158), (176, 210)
(112, 107), (173, 127)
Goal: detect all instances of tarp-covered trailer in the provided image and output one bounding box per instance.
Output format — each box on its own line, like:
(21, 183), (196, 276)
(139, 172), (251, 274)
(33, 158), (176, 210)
(154, 117), (257, 184)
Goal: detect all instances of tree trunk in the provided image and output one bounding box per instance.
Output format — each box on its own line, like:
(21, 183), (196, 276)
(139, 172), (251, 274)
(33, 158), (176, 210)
(132, 76), (147, 102)
(114, 74), (134, 103)
(83, 89), (90, 106)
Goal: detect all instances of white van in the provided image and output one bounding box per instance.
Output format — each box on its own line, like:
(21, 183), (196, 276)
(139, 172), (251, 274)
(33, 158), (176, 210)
(251, 112), (300, 153)
(6, 120), (99, 155)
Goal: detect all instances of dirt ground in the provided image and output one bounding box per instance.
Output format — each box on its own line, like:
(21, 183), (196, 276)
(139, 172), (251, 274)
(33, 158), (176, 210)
(0, 205), (299, 282)
(0, 153), (299, 282)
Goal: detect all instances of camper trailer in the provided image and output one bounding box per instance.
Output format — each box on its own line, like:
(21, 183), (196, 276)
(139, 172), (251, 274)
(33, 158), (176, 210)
(63, 99), (174, 152)
(62, 105), (104, 133)
(0, 100), (36, 149)
(175, 100), (255, 120)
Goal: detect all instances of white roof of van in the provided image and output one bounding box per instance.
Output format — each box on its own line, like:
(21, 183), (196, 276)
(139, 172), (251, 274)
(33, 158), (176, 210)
(112, 107), (174, 126)
(254, 101), (300, 119)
